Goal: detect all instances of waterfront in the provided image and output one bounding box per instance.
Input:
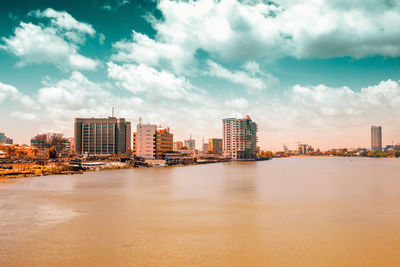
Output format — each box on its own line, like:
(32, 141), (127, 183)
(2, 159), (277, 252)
(1, 157), (400, 266)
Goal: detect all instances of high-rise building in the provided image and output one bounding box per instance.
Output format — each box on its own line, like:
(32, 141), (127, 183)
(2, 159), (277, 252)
(74, 117), (131, 156)
(133, 121), (173, 159)
(223, 115), (257, 160)
(371, 126), (382, 151)
(209, 138), (222, 154)
(184, 135), (195, 150)
(134, 123), (157, 158)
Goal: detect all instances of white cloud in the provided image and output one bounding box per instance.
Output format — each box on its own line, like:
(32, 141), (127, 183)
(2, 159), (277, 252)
(0, 82), (35, 108)
(112, 30), (192, 73)
(101, 0), (130, 11)
(107, 61), (202, 101)
(38, 71), (142, 111)
(35, 71), (143, 134)
(99, 33), (106, 45)
(11, 111), (39, 121)
(31, 8), (95, 36)
(115, 0), (400, 68)
(207, 60), (276, 91)
(287, 79), (400, 128)
(1, 9), (98, 70)
(224, 97), (249, 109)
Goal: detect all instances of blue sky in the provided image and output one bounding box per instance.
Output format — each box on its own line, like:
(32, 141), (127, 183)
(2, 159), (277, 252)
(1, 0), (400, 150)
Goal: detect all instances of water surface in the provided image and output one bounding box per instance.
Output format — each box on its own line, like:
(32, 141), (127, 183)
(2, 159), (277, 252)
(1, 157), (400, 266)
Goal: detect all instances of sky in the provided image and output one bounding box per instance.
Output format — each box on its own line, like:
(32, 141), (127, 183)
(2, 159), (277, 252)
(1, 0), (400, 151)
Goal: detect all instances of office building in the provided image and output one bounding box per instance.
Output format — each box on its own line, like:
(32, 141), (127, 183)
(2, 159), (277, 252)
(155, 128), (173, 158)
(208, 138), (222, 154)
(133, 120), (173, 159)
(223, 115), (257, 160)
(74, 117), (131, 156)
(371, 125), (382, 151)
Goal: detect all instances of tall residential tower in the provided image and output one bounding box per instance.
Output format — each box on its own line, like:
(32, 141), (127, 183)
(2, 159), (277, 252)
(371, 125), (382, 151)
(222, 115), (257, 160)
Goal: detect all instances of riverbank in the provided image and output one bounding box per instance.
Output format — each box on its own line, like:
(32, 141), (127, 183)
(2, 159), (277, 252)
(0, 158), (222, 180)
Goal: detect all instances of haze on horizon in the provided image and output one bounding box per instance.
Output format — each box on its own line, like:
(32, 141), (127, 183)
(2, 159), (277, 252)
(1, 0), (400, 151)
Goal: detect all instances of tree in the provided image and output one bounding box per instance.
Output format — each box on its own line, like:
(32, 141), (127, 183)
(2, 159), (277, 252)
(32, 133), (66, 152)
(48, 146), (57, 159)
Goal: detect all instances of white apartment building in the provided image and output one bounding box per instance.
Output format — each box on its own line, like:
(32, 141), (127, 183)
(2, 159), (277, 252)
(223, 115), (257, 160)
(136, 123), (157, 159)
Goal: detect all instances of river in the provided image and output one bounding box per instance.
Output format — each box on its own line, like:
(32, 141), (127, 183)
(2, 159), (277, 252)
(1, 157), (400, 266)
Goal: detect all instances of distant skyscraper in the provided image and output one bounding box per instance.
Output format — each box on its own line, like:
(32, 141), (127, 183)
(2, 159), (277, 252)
(223, 115), (257, 160)
(184, 135), (196, 150)
(371, 126), (382, 151)
(74, 117), (131, 156)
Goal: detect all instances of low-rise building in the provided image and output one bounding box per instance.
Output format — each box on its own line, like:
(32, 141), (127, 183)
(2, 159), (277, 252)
(173, 141), (183, 151)
(209, 138), (222, 154)
(0, 133), (13, 144)
(298, 144), (313, 155)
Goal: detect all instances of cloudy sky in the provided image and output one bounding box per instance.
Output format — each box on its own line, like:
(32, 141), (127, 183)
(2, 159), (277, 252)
(1, 0), (400, 150)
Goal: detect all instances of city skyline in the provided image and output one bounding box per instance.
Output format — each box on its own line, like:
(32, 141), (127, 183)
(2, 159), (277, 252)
(1, 0), (400, 150)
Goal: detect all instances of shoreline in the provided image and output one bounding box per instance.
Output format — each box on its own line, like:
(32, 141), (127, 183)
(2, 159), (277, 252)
(2, 155), (398, 180)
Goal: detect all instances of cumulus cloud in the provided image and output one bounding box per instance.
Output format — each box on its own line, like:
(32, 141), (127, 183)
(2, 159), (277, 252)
(107, 61), (202, 101)
(1, 9), (98, 70)
(224, 97), (249, 109)
(286, 80), (400, 128)
(11, 111), (39, 121)
(112, 30), (192, 73)
(38, 71), (142, 112)
(31, 8), (95, 36)
(207, 60), (276, 91)
(0, 81), (35, 108)
(112, 0), (400, 70)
